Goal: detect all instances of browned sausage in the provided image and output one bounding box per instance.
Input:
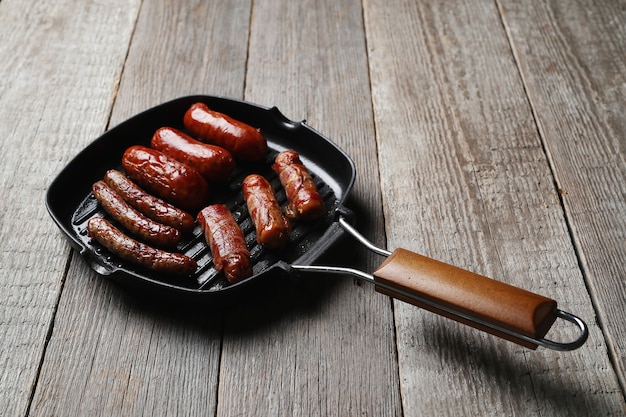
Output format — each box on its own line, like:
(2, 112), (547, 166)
(122, 145), (209, 211)
(87, 217), (197, 276)
(272, 150), (325, 220)
(183, 102), (267, 162)
(242, 174), (290, 249)
(197, 204), (252, 283)
(151, 127), (235, 182)
(92, 180), (181, 248)
(104, 170), (195, 234)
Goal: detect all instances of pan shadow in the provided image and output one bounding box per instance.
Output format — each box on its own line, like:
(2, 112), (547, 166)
(123, 233), (352, 335)
(118, 192), (390, 331)
(106, 257), (621, 416)
(100, 198), (622, 415)
(127, 195), (377, 334)
(395, 313), (623, 415)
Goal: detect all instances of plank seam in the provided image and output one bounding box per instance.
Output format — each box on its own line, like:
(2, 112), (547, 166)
(213, 2), (256, 415)
(24, 249), (73, 417)
(242, 0), (255, 99)
(105, 0), (144, 131)
(212, 326), (225, 417)
(360, 0), (405, 415)
(23, 2), (145, 414)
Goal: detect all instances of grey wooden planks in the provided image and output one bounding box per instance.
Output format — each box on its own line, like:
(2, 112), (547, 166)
(218, 0), (402, 415)
(0, 0), (141, 416)
(1, 0), (624, 415)
(499, 0), (626, 392)
(364, 0), (625, 415)
(27, 1), (251, 416)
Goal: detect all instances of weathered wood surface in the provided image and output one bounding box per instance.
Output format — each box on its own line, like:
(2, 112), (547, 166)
(28, 1), (251, 416)
(498, 0), (626, 391)
(0, 1), (141, 416)
(364, 0), (625, 415)
(26, 0), (400, 416)
(219, 0), (400, 415)
(0, 0), (624, 416)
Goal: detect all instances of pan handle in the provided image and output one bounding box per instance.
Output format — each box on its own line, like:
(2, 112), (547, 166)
(370, 248), (589, 350)
(303, 217), (588, 351)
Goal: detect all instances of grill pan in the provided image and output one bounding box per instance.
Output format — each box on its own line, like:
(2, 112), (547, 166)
(46, 95), (588, 351)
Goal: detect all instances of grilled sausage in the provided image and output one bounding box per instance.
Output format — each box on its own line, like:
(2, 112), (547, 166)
(104, 170), (195, 234)
(272, 150), (325, 220)
(197, 204), (252, 283)
(151, 127), (235, 182)
(87, 217), (197, 276)
(92, 180), (181, 248)
(122, 145), (209, 211)
(183, 102), (267, 162)
(242, 174), (290, 249)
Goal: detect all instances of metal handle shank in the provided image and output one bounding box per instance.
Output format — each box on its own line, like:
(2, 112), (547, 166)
(326, 216), (589, 351)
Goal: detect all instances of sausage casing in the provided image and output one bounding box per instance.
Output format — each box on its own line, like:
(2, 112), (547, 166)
(242, 174), (290, 249)
(104, 169), (195, 234)
(122, 145), (209, 211)
(87, 217), (197, 276)
(197, 204), (252, 283)
(272, 150), (325, 220)
(92, 180), (181, 248)
(183, 102), (267, 162)
(151, 127), (235, 182)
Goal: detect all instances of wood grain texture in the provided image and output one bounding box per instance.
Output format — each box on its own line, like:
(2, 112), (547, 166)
(364, 0), (625, 415)
(498, 0), (626, 390)
(30, 258), (223, 417)
(109, 0), (252, 122)
(216, 0), (402, 415)
(0, 0), (140, 416)
(3, 0), (624, 415)
(27, 1), (252, 416)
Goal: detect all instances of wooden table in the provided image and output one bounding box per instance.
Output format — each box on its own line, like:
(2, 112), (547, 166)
(1, 0), (625, 415)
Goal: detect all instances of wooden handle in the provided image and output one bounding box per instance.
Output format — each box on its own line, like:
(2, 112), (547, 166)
(373, 249), (558, 349)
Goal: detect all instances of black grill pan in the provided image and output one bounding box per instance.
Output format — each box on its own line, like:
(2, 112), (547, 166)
(46, 95), (588, 351)
(46, 95), (355, 298)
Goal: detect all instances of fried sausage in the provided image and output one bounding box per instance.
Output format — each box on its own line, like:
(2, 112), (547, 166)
(183, 102), (267, 162)
(197, 204), (252, 283)
(272, 150), (325, 220)
(92, 180), (181, 248)
(151, 127), (235, 182)
(87, 217), (197, 276)
(104, 170), (195, 234)
(122, 145), (209, 211)
(242, 174), (290, 249)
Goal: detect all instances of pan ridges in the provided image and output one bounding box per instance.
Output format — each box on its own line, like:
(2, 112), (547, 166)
(72, 149), (338, 292)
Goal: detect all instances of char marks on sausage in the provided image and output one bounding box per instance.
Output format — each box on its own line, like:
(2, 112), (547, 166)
(92, 180), (181, 248)
(104, 169), (195, 234)
(122, 145), (209, 211)
(151, 127), (235, 182)
(272, 150), (325, 220)
(242, 174), (291, 249)
(87, 217), (197, 276)
(197, 204), (252, 283)
(183, 102), (267, 162)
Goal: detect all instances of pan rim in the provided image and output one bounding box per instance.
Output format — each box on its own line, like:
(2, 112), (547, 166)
(45, 95), (357, 298)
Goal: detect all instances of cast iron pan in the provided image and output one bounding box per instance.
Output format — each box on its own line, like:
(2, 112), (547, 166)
(46, 95), (588, 351)
(46, 95), (354, 299)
